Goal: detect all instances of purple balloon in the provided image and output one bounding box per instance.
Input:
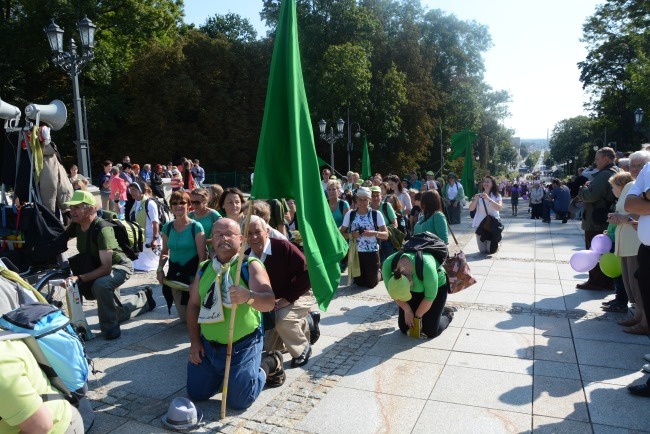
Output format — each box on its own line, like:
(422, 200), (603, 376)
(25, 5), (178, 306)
(570, 250), (601, 273)
(590, 234), (612, 254)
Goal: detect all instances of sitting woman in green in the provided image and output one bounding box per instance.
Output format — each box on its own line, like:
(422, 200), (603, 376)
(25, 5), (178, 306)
(382, 250), (452, 338)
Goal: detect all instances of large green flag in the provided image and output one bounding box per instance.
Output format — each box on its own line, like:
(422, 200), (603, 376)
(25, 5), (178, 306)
(361, 135), (371, 179)
(250, 0), (348, 311)
(449, 129), (478, 197)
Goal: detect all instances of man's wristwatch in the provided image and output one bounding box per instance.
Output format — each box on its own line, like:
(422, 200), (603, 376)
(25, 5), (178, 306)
(246, 290), (255, 306)
(643, 191), (650, 201)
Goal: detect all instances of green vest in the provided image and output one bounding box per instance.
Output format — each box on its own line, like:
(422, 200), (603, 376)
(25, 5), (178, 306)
(198, 258), (263, 344)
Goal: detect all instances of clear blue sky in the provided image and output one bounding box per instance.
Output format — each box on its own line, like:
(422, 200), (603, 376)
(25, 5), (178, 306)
(183, 0), (603, 139)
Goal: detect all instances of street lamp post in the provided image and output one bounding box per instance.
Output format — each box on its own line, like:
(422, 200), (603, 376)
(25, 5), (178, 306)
(635, 108), (650, 142)
(44, 17), (96, 180)
(345, 108), (361, 173)
(318, 118), (344, 174)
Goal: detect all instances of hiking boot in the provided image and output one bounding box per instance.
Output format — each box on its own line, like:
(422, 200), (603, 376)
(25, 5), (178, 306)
(144, 286), (156, 311)
(308, 311), (321, 345)
(264, 351), (286, 388)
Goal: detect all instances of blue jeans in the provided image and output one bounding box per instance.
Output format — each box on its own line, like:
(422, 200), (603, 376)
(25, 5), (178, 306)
(187, 327), (265, 410)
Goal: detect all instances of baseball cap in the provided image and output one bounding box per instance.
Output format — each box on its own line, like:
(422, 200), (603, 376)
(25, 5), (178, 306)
(64, 190), (96, 206)
(370, 186), (382, 193)
(425, 170), (435, 176)
(356, 187), (371, 198)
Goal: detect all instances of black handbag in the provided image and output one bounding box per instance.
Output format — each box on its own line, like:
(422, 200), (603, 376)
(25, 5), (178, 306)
(68, 253), (97, 300)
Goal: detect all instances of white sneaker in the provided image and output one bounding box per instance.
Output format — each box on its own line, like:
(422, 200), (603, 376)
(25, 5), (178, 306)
(645, 353), (650, 362)
(643, 363), (650, 373)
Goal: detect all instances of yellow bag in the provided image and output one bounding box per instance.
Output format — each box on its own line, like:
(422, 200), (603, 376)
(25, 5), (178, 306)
(347, 238), (361, 285)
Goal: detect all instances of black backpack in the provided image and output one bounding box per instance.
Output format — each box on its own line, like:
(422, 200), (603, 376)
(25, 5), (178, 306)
(347, 209), (379, 232)
(390, 232), (448, 281)
(145, 197), (170, 226)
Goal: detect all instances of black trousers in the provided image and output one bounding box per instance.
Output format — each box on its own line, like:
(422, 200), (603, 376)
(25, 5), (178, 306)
(636, 245), (650, 322)
(585, 230), (614, 290)
(354, 251), (380, 288)
(398, 280), (450, 338)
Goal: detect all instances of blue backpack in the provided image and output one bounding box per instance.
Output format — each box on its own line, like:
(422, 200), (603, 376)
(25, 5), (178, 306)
(0, 303), (89, 393)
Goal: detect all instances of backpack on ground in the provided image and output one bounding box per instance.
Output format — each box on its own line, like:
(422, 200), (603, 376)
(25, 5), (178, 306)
(0, 303), (89, 393)
(96, 219), (144, 260)
(145, 197), (171, 226)
(390, 232), (448, 281)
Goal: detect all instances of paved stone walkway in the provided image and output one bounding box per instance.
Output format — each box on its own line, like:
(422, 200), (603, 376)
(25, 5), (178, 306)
(78, 203), (650, 433)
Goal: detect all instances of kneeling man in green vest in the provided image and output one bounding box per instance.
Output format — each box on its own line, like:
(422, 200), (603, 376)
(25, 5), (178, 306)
(186, 219), (285, 409)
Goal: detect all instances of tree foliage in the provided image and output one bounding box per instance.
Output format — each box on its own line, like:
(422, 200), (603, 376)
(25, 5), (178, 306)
(1, 0), (521, 181)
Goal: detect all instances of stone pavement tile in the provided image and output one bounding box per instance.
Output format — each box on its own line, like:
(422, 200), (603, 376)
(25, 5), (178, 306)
(534, 295), (567, 311)
(481, 281), (535, 294)
(339, 355), (444, 398)
(534, 283), (563, 296)
(90, 410), (130, 433)
(574, 339), (650, 370)
(490, 266), (535, 277)
(536, 253), (557, 261)
(126, 324), (190, 353)
(446, 352), (533, 375)
(106, 420), (163, 433)
(532, 376), (589, 421)
(444, 308), (470, 328)
(584, 381), (650, 431)
(318, 313), (366, 338)
(412, 401), (531, 434)
(429, 365), (532, 414)
(534, 316), (572, 338)
(90, 349), (157, 381)
(534, 335), (577, 364)
(446, 287), (480, 303)
(534, 360), (581, 380)
(470, 265), (492, 276)
(366, 341), (450, 365)
(373, 326), (461, 352)
(85, 322), (175, 359)
(532, 415), (592, 434)
(474, 290), (535, 308)
(561, 291), (609, 313)
(570, 318), (650, 344)
(592, 424), (648, 434)
(580, 365), (647, 387)
(463, 310), (535, 334)
(454, 328), (534, 359)
(296, 387), (425, 434)
(324, 296), (384, 319)
(92, 346), (187, 399)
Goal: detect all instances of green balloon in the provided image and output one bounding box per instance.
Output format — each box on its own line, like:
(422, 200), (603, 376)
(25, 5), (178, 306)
(599, 253), (622, 278)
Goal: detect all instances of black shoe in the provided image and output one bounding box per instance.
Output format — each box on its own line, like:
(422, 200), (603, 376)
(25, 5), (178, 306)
(602, 299), (616, 306)
(291, 343), (312, 368)
(308, 311), (321, 345)
(104, 327), (121, 340)
(264, 351), (286, 388)
(602, 303), (628, 313)
(144, 286), (156, 311)
(628, 382), (650, 397)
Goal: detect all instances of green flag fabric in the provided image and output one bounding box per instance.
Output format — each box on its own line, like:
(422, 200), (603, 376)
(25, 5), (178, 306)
(449, 129), (478, 197)
(250, 0), (348, 311)
(361, 136), (371, 179)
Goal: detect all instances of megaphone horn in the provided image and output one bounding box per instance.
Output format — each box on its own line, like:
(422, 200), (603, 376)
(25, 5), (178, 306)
(24, 99), (67, 131)
(0, 99), (21, 127)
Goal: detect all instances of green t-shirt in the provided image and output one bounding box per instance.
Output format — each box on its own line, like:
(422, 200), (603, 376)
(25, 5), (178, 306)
(66, 217), (130, 266)
(381, 251), (445, 300)
(414, 211), (449, 244)
(198, 258), (263, 344)
(0, 340), (71, 434)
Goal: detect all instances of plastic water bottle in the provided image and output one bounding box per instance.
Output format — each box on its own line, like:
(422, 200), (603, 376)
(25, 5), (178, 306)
(118, 200), (126, 220)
